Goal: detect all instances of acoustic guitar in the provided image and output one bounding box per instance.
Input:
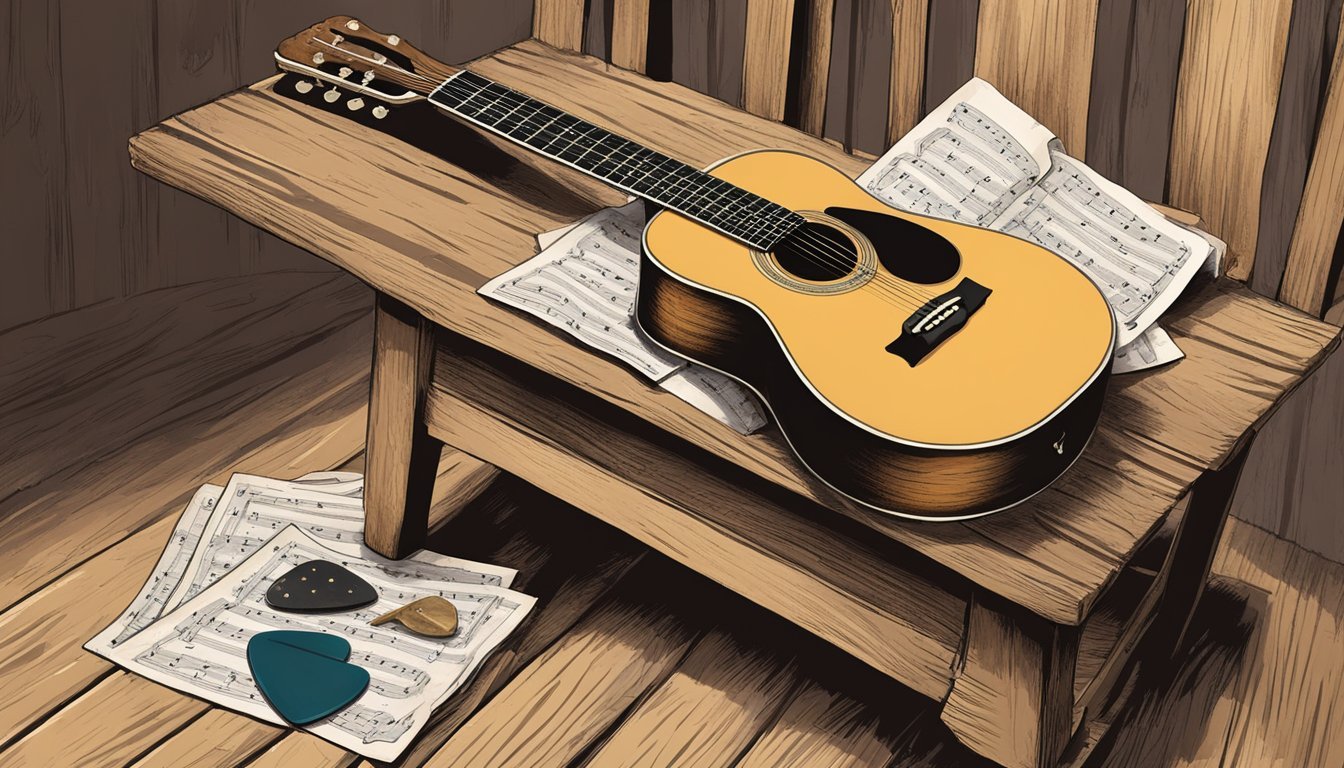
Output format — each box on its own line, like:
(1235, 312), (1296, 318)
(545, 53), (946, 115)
(275, 17), (1116, 520)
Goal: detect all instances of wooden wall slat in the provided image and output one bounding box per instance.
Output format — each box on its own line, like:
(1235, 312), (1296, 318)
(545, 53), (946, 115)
(742, 0), (797, 120)
(585, 0), (615, 60)
(1, 0), (73, 331)
(1249, 0), (1335, 300)
(796, 0), (835, 135)
(1115, 0), (1185, 201)
(670, 0), (749, 107)
(823, 0), (893, 156)
(1083, 0), (1135, 183)
(1280, 9), (1344, 315)
(59, 0), (157, 308)
(973, 0), (1099, 157)
(612, 0), (652, 72)
(1168, 0), (1293, 282)
(533, 0), (587, 51)
(154, 0), (247, 289)
(922, 0), (978, 117)
(885, 0), (928, 145)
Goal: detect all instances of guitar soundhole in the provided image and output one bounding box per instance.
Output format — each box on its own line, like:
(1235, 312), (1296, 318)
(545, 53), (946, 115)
(773, 222), (859, 282)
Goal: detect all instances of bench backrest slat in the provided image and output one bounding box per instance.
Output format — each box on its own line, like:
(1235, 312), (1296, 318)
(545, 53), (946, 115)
(1280, 10), (1344, 315)
(546, 0), (1344, 317)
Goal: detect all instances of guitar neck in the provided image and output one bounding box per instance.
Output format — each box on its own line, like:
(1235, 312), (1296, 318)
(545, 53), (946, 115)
(428, 70), (803, 251)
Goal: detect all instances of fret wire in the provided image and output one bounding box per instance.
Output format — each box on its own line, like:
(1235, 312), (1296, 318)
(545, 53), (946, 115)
(433, 74), (803, 248)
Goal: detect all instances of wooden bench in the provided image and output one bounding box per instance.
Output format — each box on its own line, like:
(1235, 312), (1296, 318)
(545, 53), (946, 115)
(128, 3), (1343, 766)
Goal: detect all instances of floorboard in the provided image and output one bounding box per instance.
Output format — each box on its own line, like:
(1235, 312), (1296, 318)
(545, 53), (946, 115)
(1, 274), (1340, 768)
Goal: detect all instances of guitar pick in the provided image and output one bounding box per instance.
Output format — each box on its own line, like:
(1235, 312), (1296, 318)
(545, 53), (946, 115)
(247, 630), (370, 724)
(370, 596), (459, 637)
(266, 560), (377, 612)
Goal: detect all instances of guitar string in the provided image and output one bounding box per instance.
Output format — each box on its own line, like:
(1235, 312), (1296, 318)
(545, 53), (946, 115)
(426, 76), (933, 309)
(308, 40), (933, 309)
(311, 41), (934, 309)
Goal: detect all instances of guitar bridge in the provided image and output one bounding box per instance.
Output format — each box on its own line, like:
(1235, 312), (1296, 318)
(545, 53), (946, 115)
(886, 278), (992, 366)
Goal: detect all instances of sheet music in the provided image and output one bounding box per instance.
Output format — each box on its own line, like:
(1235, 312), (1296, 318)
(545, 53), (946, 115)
(1113, 325), (1184, 373)
(658, 365), (768, 434)
(171, 473), (515, 610)
(86, 484), (223, 652)
(483, 202), (768, 434)
(858, 78), (1216, 349)
(106, 526), (534, 762)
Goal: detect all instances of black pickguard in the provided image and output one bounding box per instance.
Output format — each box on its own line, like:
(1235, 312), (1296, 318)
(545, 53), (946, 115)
(825, 207), (960, 284)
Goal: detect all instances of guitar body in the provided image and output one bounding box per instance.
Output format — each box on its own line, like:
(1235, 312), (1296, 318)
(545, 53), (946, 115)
(636, 150), (1116, 519)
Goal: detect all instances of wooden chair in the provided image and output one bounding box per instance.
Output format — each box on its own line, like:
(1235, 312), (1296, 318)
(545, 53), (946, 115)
(128, 1), (1343, 766)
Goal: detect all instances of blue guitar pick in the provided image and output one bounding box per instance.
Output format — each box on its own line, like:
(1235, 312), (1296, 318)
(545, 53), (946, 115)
(247, 630), (370, 725)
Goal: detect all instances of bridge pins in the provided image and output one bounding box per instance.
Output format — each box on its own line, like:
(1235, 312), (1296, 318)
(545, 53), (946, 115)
(294, 80), (313, 94)
(346, 97), (365, 111)
(323, 88), (341, 103)
(371, 106), (389, 119)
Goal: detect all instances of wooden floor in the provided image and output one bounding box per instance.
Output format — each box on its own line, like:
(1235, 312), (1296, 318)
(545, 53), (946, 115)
(1, 270), (1341, 767)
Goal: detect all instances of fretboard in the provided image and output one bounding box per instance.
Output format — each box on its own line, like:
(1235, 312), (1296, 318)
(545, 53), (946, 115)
(428, 71), (804, 251)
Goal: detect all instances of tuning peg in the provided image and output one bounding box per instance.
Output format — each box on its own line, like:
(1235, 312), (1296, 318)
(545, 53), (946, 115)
(347, 97), (365, 111)
(387, 35), (400, 46)
(323, 88), (341, 103)
(312, 52), (324, 65)
(338, 66), (353, 78)
(345, 19), (361, 31)
(294, 80), (314, 94)
(371, 105), (389, 120)
(361, 71), (375, 86)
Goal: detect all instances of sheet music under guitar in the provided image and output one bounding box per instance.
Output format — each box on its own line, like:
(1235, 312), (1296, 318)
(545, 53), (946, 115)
(483, 79), (1222, 395)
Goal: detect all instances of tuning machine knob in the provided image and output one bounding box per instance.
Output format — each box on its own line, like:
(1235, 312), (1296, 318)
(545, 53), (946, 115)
(323, 87), (341, 103)
(347, 97), (365, 111)
(294, 80), (314, 94)
(371, 105), (389, 120)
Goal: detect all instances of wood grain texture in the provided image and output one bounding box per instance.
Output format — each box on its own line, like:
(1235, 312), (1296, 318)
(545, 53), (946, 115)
(612, 0), (653, 72)
(421, 595), (699, 768)
(533, 0), (587, 50)
(742, 0), (796, 120)
(1249, 0), (1336, 300)
(670, 0), (749, 107)
(823, 0), (894, 154)
(1214, 518), (1344, 768)
(126, 41), (1340, 625)
(0, 276), (371, 613)
(1115, 0), (1185, 201)
(584, 630), (795, 767)
(792, 0), (835, 135)
(1, 672), (207, 767)
(364, 294), (443, 558)
(973, 0), (1099, 156)
(1279, 9), (1344, 314)
(734, 680), (901, 767)
(1, 0), (73, 330)
(886, 0), (928, 144)
(1168, 0), (1293, 281)
(1082, 0), (1135, 182)
(922, 0), (979, 116)
(940, 596), (1078, 768)
(425, 338), (966, 697)
(128, 710), (282, 768)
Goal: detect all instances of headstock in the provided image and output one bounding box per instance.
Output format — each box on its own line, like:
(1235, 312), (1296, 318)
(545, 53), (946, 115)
(275, 16), (458, 117)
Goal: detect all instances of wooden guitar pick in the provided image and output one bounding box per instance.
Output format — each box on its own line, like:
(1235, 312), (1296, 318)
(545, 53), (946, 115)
(370, 596), (458, 637)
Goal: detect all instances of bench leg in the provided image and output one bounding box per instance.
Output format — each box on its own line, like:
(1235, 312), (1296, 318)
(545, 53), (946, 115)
(941, 592), (1078, 768)
(1151, 430), (1257, 653)
(364, 293), (442, 559)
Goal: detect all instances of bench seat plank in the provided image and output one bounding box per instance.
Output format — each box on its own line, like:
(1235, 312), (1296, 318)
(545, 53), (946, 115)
(127, 40), (1340, 627)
